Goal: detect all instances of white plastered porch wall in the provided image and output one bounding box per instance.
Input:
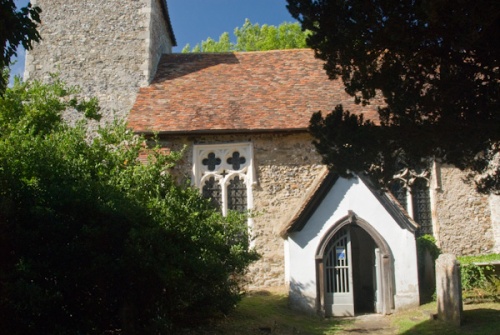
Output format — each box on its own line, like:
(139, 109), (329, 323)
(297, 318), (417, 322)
(286, 176), (419, 314)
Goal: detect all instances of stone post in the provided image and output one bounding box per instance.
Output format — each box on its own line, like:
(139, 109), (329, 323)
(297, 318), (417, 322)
(435, 253), (463, 326)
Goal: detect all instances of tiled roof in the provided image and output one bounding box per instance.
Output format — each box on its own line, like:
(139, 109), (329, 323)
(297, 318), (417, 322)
(128, 49), (381, 134)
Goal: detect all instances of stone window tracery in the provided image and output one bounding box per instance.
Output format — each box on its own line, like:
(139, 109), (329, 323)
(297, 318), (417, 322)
(391, 168), (433, 237)
(193, 143), (255, 217)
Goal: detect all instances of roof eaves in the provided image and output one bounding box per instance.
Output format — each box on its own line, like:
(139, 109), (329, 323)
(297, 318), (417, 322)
(358, 173), (419, 232)
(133, 127), (310, 137)
(281, 171), (420, 238)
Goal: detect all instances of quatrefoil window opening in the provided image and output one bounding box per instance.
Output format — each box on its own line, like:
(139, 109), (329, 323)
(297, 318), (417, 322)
(201, 150), (246, 173)
(227, 151), (246, 170)
(202, 152), (221, 171)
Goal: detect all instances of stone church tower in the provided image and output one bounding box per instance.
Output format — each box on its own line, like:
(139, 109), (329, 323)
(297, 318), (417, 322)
(24, 0), (176, 122)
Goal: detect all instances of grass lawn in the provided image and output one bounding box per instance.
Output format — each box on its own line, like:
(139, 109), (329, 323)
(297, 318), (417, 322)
(183, 287), (348, 334)
(183, 287), (500, 335)
(393, 301), (500, 335)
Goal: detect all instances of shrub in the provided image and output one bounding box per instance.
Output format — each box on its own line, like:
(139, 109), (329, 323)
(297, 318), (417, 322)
(416, 235), (441, 261)
(460, 264), (492, 291)
(458, 254), (500, 302)
(416, 234), (441, 302)
(0, 79), (259, 334)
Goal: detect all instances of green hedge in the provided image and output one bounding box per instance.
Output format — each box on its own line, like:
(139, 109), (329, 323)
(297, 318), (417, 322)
(458, 254), (500, 302)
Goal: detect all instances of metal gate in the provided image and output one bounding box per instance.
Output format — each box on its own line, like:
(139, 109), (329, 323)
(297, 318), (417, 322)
(324, 227), (354, 316)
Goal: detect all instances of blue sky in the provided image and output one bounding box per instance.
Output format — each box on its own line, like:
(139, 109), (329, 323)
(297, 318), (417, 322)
(169, 0), (297, 49)
(10, 0), (297, 79)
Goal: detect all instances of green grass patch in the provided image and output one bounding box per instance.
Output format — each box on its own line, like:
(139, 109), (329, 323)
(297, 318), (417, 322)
(392, 302), (500, 335)
(458, 253), (500, 265)
(184, 287), (349, 334)
(182, 288), (500, 334)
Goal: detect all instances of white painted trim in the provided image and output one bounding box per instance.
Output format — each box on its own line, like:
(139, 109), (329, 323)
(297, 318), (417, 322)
(192, 142), (255, 216)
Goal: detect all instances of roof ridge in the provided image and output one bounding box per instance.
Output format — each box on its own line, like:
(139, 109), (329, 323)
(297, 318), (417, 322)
(168, 48), (314, 56)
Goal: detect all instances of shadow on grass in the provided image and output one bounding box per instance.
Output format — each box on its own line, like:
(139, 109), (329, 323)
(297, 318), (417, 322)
(400, 308), (500, 335)
(185, 289), (350, 335)
(183, 291), (500, 335)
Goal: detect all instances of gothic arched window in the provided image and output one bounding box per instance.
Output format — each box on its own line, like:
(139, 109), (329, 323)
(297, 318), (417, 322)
(390, 179), (408, 211)
(390, 169), (433, 237)
(411, 178), (432, 236)
(227, 176), (247, 212)
(193, 143), (255, 216)
(202, 176), (222, 209)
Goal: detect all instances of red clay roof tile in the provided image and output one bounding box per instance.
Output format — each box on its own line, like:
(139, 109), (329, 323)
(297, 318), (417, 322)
(128, 49), (381, 134)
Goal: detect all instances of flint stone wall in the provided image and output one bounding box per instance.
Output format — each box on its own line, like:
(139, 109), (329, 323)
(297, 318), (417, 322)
(158, 136), (498, 287)
(434, 164), (495, 255)
(490, 194), (500, 253)
(157, 132), (324, 287)
(147, 0), (172, 82)
(25, 0), (173, 123)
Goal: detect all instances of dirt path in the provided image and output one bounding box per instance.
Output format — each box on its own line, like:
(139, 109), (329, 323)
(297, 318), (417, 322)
(337, 314), (397, 335)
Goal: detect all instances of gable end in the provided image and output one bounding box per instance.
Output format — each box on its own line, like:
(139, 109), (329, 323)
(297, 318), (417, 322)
(159, 0), (177, 46)
(281, 171), (339, 237)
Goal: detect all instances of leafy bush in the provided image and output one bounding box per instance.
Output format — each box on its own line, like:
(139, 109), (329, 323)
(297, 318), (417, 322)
(458, 254), (499, 302)
(460, 264), (489, 291)
(416, 235), (441, 262)
(416, 235), (441, 302)
(489, 276), (500, 297)
(0, 79), (259, 334)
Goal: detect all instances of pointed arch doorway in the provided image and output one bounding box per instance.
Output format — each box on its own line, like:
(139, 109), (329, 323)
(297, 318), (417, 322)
(316, 212), (394, 316)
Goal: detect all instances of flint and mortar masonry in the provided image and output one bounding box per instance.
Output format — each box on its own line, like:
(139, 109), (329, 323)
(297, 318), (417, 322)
(25, 0), (173, 123)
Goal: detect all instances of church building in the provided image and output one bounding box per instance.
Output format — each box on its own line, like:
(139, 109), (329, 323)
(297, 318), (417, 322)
(25, 0), (500, 316)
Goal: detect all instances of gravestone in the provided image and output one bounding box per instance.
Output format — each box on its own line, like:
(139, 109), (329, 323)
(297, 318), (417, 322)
(435, 253), (463, 326)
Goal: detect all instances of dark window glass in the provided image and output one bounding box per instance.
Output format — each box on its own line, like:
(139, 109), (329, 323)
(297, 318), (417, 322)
(227, 176), (247, 212)
(412, 178), (432, 236)
(390, 179), (408, 210)
(391, 177), (433, 237)
(202, 176), (222, 210)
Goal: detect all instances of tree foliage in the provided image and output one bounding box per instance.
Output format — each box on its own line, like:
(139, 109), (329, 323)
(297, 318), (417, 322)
(0, 0), (41, 94)
(287, 0), (500, 193)
(182, 19), (308, 52)
(0, 78), (259, 334)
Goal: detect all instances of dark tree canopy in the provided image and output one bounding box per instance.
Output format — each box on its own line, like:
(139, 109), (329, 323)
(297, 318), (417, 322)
(287, 0), (500, 193)
(0, 0), (41, 93)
